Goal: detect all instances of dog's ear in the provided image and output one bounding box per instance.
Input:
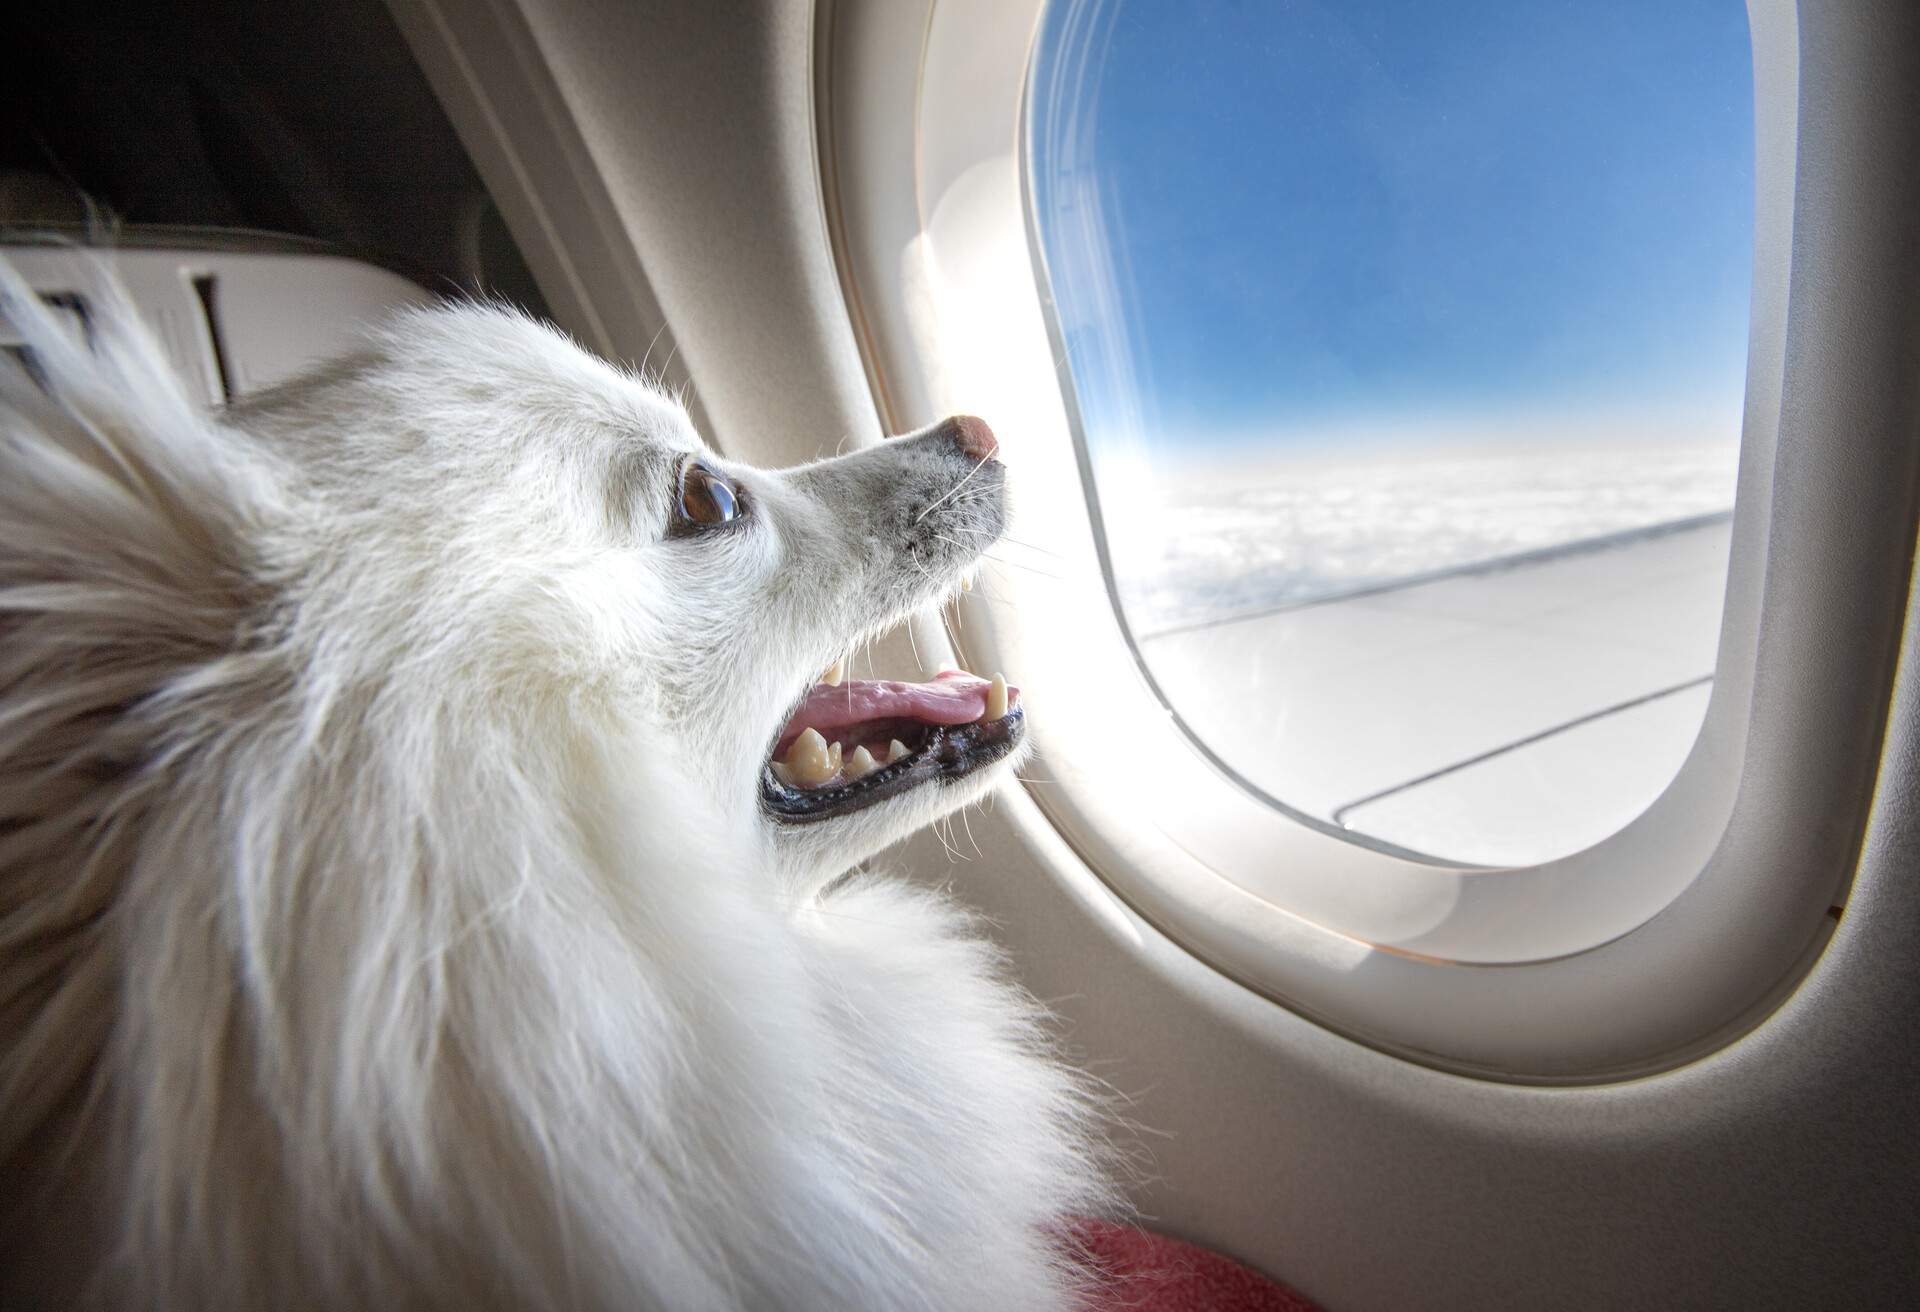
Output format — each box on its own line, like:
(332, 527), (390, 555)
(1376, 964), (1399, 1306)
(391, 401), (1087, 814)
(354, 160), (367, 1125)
(1, 260), (298, 691)
(0, 265), (281, 713)
(1, 262), (284, 542)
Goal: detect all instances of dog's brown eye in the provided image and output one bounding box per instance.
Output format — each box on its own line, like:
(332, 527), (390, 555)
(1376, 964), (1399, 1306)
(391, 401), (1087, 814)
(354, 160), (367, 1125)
(678, 460), (740, 527)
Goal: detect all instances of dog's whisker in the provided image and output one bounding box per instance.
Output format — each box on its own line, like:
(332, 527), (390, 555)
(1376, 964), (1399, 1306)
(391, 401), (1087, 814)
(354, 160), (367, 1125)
(947, 523), (1065, 561)
(926, 531), (1069, 584)
(980, 553), (1066, 581)
(638, 318), (672, 384)
(976, 576), (1020, 608)
(959, 806), (982, 859)
(993, 533), (1066, 559)
(928, 816), (961, 862)
(913, 450), (994, 524)
(940, 814), (970, 862)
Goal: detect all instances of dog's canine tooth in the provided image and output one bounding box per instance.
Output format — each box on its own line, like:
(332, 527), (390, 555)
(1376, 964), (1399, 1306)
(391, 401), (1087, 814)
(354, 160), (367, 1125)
(887, 738), (910, 764)
(771, 761), (796, 788)
(985, 673), (1008, 721)
(845, 745), (877, 780)
(821, 659), (845, 687)
(828, 740), (843, 771)
(785, 728), (835, 788)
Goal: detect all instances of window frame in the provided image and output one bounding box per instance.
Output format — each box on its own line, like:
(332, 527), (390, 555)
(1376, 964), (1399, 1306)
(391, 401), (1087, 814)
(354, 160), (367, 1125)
(815, 0), (1920, 1082)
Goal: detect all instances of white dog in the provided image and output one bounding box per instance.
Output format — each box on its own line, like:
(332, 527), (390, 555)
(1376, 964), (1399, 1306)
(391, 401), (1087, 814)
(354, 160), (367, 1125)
(0, 266), (1115, 1310)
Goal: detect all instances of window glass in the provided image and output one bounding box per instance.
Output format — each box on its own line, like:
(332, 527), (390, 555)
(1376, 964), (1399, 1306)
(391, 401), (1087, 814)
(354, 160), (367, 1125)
(1028, 0), (1754, 866)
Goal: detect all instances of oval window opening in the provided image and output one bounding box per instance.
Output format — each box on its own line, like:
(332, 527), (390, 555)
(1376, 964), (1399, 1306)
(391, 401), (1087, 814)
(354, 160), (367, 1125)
(1028, 0), (1756, 867)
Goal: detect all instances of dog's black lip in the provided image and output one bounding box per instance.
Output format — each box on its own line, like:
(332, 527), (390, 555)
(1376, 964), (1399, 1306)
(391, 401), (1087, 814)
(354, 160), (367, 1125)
(761, 708), (1025, 824)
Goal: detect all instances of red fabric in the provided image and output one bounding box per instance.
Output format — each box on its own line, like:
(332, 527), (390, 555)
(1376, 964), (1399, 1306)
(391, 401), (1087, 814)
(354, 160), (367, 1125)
(1072, 1219), (1322, 1312)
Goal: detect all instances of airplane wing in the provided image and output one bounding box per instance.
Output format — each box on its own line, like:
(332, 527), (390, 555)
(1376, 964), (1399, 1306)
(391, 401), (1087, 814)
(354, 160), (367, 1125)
(1136, 514), (1732, 865)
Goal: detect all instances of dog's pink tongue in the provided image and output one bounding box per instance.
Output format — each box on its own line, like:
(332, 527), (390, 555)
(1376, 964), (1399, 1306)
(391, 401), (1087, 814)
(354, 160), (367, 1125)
(776, 670), (1014, 752)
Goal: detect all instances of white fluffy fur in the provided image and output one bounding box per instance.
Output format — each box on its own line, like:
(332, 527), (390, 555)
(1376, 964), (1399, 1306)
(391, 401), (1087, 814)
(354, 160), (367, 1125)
(0, 263), (1116, 1310)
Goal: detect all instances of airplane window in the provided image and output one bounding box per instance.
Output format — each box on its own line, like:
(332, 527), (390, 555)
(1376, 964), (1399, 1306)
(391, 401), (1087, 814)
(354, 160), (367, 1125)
(1028, 0), (1755, 866)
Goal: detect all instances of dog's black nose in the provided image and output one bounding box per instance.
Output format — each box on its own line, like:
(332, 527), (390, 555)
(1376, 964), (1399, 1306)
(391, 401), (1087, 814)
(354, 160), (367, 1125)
(941, 414), (998, 464)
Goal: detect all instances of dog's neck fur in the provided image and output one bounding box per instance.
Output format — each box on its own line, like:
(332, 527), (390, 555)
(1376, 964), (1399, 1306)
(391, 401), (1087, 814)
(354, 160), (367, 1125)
(9, 566), (1106, 1310)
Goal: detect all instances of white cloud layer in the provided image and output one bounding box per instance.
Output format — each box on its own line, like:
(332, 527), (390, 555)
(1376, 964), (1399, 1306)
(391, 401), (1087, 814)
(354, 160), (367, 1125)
(1098, 436), (1741, 635)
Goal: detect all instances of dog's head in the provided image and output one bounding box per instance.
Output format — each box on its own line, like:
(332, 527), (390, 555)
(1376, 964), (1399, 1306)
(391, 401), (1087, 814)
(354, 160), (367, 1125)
(232, 304), (1025, 882)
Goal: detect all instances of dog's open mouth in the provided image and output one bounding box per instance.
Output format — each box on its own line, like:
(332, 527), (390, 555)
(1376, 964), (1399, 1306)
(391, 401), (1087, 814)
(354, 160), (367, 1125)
(761, 665), (1025, 823)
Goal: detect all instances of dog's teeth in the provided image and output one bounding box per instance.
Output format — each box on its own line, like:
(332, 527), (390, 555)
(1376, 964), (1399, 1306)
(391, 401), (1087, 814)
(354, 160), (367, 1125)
(771, 761), (796, 788)
(822, 659), (845, 687)
(846, 745), (877, 779)
(985, 673), (1008, 720)
(829, 740), (843, 771)
(887, 738), (910, 764)
(785, 728), (836, 788)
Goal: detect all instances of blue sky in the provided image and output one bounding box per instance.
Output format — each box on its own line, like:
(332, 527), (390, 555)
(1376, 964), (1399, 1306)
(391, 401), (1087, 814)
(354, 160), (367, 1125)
(1030, 0), (1755, 451)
